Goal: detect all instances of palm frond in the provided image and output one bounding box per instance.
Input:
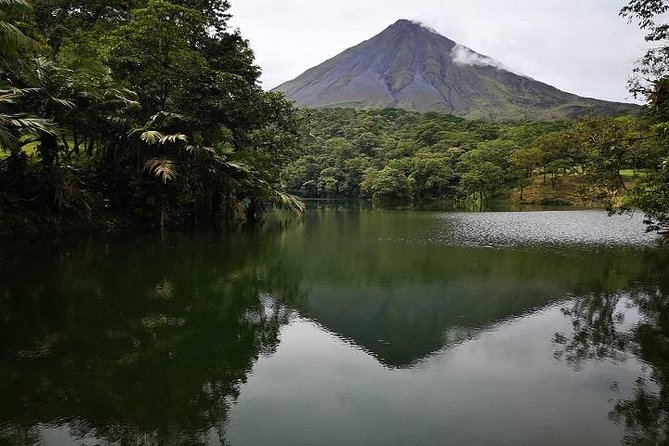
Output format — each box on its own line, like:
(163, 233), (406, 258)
(223, 160), (254, 173)
(185, 144), (216, 154)
(145, 111), (186, 128)
(54, 176), (91, 219)
(48, 95), (76, 109)
(0, 112), (55, 151)
(214, 158), (305, 214)
(100, 89), (141, 109)
(0, 115), (54, 131)
(271, 189), (306, 214)
(158, 133), (187, 145)
(139, 130), (164, 145)
(3, 87), (42, 98)
(0, 110), (55, 132)
(144, 157), (177, 184)
(219, 144), (235, 155)
(0, 0), (31, 8)
(0, 21), (37, 56)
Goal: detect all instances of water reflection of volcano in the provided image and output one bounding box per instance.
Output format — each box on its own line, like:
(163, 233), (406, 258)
(296, 281), (561, 368)
(0, 208), (667, 446)
(290, 244), (657, 368)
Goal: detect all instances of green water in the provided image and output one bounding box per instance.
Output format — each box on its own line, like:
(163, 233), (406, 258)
(1, 206), (668, 445)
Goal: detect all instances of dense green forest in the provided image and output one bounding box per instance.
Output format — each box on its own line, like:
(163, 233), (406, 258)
(1, 0), (669, 237)
(0, 0), (303, 234)
(284, 109), (658, 208)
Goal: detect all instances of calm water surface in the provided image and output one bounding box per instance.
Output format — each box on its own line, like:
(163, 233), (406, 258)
(1, 207), (668, 445)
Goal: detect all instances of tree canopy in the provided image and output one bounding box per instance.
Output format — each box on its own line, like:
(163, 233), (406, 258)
(0, 0), (302, 233)
(282, 108), (654, 212)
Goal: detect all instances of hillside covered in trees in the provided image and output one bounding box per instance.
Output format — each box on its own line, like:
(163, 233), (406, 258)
(284, 108), (658, 210)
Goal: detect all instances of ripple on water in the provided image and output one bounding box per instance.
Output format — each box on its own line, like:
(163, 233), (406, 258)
(433, 210), (659, 248)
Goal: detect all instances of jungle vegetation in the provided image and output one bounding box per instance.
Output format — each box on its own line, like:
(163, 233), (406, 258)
(0, 0), (668, 238)
(0, 0), (303, 235)
(283, 109), (656, 210)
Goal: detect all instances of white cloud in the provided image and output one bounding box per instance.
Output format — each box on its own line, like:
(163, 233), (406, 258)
(407, 20), (441, 36)
(450, 44), (508, 71)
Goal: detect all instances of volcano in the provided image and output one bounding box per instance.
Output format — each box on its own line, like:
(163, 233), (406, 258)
(274, 19), (638, 120)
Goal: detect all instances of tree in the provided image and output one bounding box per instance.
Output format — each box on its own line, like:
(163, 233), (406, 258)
(510, 147), (542, 202)
(621, 0), (669, 116)
(533, 131), (576, 186)
(635, 159), (669, 235)
(361, 166), (413, 204)
(317, 166), (344, 197)
(107, 1), (211, 114)
(409, 153), (456, 201)
(458, 140), (513, 204)
(567, 116), (644, 207)
(352, 131), (379, 156)
(621, 0), (669, 237)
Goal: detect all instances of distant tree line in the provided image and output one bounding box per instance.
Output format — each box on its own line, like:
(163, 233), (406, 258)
(284, 108), (660, 212)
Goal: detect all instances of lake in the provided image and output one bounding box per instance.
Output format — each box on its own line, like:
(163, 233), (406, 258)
(1, 206), (668, 445)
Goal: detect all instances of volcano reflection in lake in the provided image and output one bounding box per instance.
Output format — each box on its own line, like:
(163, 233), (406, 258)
(0, 208), (667, 446)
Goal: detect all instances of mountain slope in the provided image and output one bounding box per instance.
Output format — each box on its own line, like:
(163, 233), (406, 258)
(274, 20), (639, 120)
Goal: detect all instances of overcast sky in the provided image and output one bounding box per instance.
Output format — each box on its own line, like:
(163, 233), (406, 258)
(229, 0), (647, 103)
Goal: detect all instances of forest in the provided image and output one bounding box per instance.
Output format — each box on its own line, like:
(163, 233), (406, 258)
(0, 0), (668, 237)
(0, 0), (303, 235)
(284, 109), (656, 208)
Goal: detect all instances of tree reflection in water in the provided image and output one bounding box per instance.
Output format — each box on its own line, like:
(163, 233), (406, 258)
(555, 251), (669, 445)
(1, 208), (668, 446)
(0, 227), (302, 446)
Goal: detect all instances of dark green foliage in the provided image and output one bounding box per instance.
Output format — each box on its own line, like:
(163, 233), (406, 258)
(636, 160), (669, 234)
(361, 166), (412, 203)
(0, 0), (302, 234)
(286, 108), (510, 204)
(0, 0), (38, 60)
(621, 0), (669, 237)
(285, 108), (657, 209)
